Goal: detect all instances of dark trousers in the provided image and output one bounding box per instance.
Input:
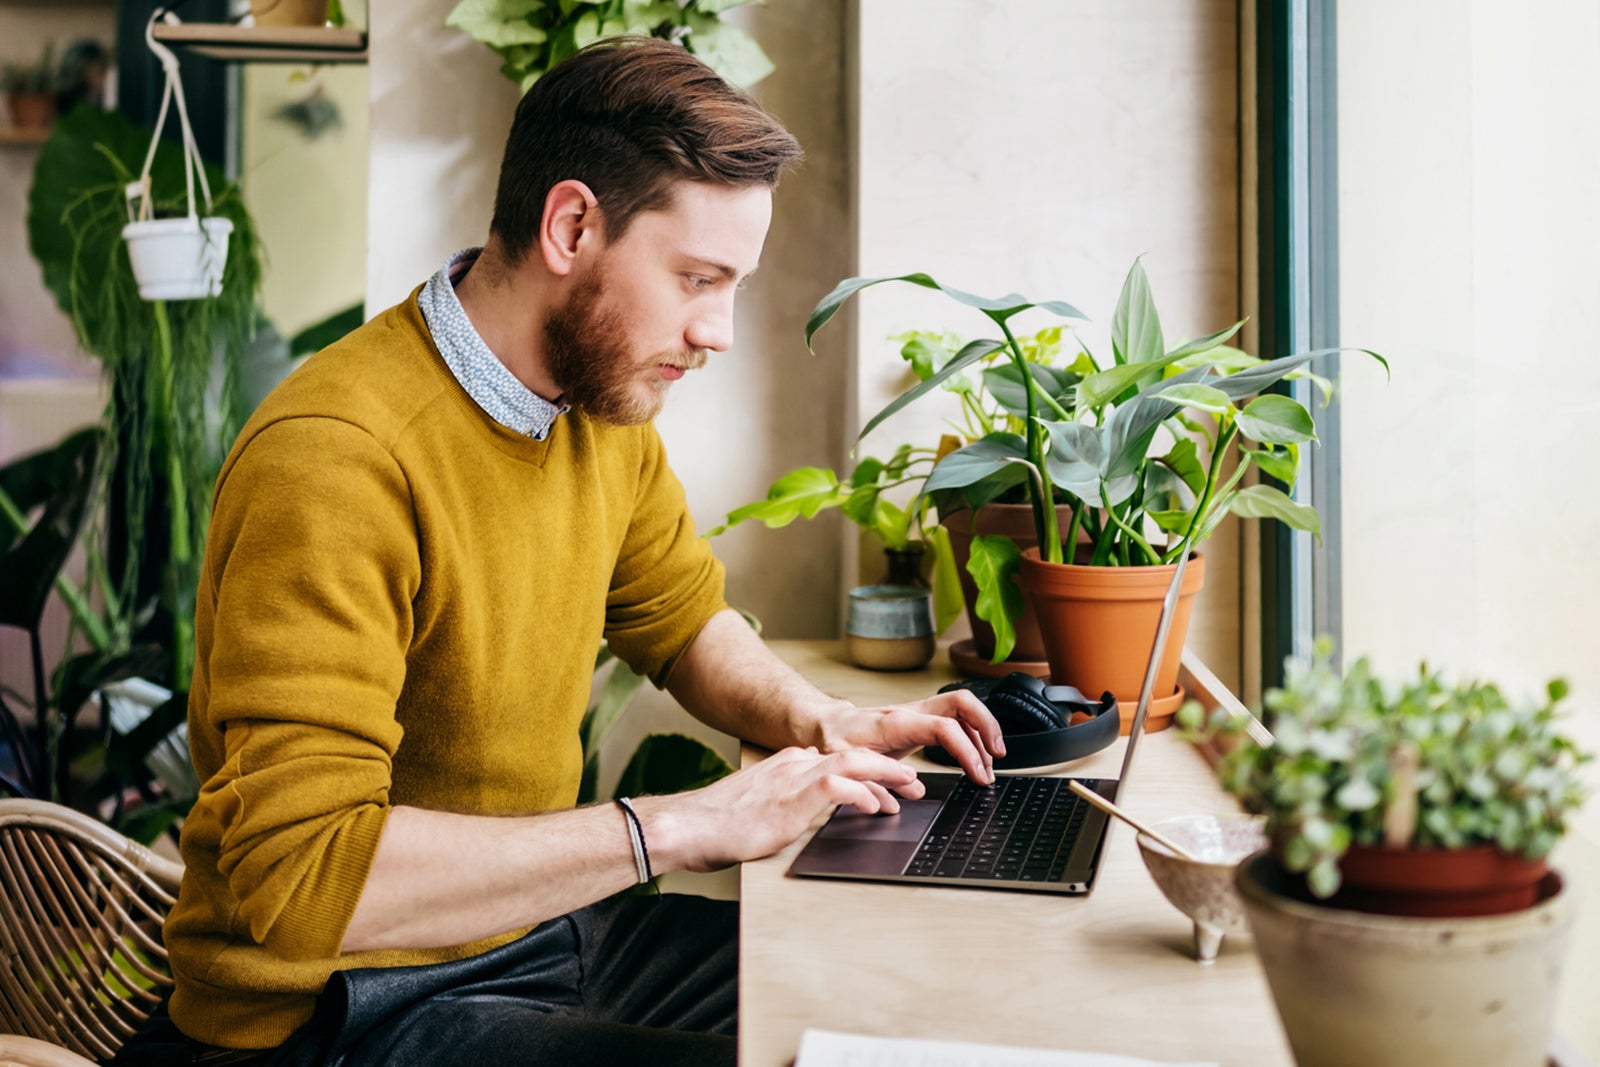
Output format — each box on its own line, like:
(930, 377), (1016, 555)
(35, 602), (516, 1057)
(112, 894), (738, 1066)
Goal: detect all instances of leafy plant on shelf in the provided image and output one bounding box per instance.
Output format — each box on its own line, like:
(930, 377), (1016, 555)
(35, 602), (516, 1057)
(2, 42), (59, 96)
(1178, 639), (1591, 897)
(446, 0), (774, 91)
(805, 259), (1386, 662)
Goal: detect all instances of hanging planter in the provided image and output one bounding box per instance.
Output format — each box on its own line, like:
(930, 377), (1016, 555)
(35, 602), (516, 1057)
(121, 12), (233, 303)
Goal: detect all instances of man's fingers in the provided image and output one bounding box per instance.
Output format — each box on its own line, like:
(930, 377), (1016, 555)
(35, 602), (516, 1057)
(928, 716), (994, 785)
(948, 690), (1006, 758)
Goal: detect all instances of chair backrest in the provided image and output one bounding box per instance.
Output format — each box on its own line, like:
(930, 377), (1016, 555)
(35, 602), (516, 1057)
(0, 800), (185, 1061)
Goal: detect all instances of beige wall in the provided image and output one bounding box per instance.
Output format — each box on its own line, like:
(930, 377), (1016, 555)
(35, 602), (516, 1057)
(845, 0), (1243, 689)
(1337, 3), (1600, 1049)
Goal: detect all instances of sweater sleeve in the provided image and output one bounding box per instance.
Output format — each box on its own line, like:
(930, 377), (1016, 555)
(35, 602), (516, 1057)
(604, 427), (728, 687)
(194, 416), (417, 962)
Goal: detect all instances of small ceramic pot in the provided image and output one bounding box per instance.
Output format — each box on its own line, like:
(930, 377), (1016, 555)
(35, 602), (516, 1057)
(1136, 813), (1268, 963)
(846, 584), (934, 671)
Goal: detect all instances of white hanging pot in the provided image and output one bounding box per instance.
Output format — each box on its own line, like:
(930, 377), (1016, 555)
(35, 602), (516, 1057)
(122, 215), (233, 300)
(123, 11), (231, 303)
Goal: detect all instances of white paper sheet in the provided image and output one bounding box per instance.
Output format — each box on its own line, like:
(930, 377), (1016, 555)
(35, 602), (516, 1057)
(794, 1029), (1221, 1067)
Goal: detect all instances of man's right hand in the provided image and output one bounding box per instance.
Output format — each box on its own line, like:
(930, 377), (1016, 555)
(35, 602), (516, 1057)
(638, 747), (925, 874)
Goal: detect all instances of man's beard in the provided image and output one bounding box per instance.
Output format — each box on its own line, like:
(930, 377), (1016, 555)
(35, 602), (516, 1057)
(544, 268), (705, 426)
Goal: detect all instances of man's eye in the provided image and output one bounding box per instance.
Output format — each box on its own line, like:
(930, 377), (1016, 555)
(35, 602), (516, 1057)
(686, 275), (714, 291)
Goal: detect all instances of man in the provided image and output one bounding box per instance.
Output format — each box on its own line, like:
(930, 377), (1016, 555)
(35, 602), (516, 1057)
(127, 37), (1003, 1066)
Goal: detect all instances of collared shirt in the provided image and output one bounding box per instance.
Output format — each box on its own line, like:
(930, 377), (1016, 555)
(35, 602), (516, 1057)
(417, 247), (569, 440)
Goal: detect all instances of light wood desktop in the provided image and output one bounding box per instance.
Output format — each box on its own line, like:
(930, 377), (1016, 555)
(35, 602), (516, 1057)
(741, 640), (1295, 1067)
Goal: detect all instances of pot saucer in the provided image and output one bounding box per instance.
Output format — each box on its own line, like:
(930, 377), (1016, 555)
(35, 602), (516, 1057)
(948, 638), (1050, 679)
(1117, 685), (1185, 734)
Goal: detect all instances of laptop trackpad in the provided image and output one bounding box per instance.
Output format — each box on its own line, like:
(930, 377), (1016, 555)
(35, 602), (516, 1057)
(815, 799), (941, 842)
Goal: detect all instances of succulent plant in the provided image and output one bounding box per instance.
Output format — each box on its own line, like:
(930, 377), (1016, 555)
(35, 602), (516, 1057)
(1180, 638), (1590, 897)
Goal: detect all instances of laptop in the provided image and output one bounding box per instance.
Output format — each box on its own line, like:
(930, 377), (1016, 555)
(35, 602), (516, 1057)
(788, 551), (1191, 896)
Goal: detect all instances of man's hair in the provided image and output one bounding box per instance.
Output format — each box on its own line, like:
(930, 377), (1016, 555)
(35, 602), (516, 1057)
(490, 37), (803, 264)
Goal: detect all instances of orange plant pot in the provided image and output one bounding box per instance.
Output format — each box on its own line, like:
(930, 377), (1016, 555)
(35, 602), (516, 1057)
(1329, 845), (1550, 918)
(1016, 548), (1205, 731)
(251, 0), (330, 27)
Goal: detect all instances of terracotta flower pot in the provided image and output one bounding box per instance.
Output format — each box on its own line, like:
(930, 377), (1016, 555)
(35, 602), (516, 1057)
(6, 91), (55, 131)
(1015, 548), (1204, 727)
(939, 504), (1076, 665)
(1329, 844), (1550, 918)
(1236, 852), (1577, 1067)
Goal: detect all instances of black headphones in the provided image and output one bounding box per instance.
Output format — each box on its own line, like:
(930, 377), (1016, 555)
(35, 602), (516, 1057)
(924, 673), (1120, 772)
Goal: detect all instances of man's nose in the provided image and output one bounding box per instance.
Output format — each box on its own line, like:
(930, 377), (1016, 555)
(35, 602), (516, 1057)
(686, 298), (735, 354)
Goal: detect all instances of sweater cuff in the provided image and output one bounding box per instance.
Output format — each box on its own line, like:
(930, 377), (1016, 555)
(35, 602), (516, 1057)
(263, 804), (389, 962)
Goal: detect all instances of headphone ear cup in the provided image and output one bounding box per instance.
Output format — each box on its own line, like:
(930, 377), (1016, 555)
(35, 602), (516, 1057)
(986, 675), (1069, 734)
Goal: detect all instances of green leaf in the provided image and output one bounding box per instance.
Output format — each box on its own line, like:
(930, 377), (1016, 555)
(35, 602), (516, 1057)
(693, 0), (755, 13)
(1040, 421), (1106, 502)
(582, 658), (649, 759)
(614, 733), (734, 797)
(288, 302), (364, 359)
(1245, 447), (1298, 486)
(445, 0), (549, 46)
(1075, 352), (1186, 411)
(924, 524), (963, 636)
(1164, 319), (1247, 361)
(920, 433), (1027, 498)
(1101, 365), (1213, 491)
(967, 535), (1023, 663)
(982, 362), (1076, 417)
(1111, 258), (1164, 366)
(1213, 347), (1388, 402)
(1148, 507), (1197, 535)
(871, 498), (912, 550)
(1235, 394), (1316, 445)
(898, 332), (962, 381)
(1229, 484), (1321, 539)
(1150, 382), (1233, 416)
(849, 457), (885, 489)
(1159, 438), (1207, 496)
(857, 340), (1006, 443)
(684, 15), (775, 87)
(806, 274), (1085, 351)
(709, 468), (842, 535)
(0, 430), (102, 631)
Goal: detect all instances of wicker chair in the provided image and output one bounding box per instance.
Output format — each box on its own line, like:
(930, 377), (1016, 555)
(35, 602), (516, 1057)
(0, 799), (184, 1066)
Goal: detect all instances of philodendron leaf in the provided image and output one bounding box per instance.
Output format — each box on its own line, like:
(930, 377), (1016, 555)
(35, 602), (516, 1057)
(1151, 382), (1233, 416)
(1229, 484), (1321, 540)
(1111, 258), (1164, 367)
(840, 483), (880, 527)
(982, 363), (1076, 417)
(967, 534), (1023, 664)
(857, 339), (1006, 443)
(583, 659), (649, 757)
(1214, 347), (1389, 401)
(1235, 394), (1316, 444)
(920, 433), (1028, 498)
(1040, 421), (1105, 502)
(708, 467), (841, 535)
(806, 274), (1085, 351)
(445, 0), (548, 46)
(1245, 446), (1299, 486)
(684, 14), (775, 87)
(1149, 506), (1197, 535)
(924, 524), (964, 636)
(1074, 352), (1186, 411)
(614, 733), (734, 798)
(1164, 319), (1247, 361)
(1159, 438), (1207, 496)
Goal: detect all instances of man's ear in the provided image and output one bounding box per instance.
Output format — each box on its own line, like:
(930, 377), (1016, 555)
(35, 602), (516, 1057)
(539, 180), (602, 278)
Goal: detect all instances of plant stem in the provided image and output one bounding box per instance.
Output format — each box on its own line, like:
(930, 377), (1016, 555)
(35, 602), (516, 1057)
(0, 486), (111, 652)
(1101, 486), (1159, 565)
(998, 318), (1061, 562)
(151, 302), (194, 686)
(1172, 419), (1238, 565)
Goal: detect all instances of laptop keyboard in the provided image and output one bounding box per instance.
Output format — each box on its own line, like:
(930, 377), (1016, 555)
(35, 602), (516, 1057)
(902, 776), (1100, 883)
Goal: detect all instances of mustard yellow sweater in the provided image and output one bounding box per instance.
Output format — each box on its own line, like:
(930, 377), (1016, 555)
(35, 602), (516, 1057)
(164, 291), (728, 1048)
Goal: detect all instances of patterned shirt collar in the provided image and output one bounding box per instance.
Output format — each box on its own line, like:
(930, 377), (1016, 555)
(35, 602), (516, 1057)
(417, 247), (569, 440)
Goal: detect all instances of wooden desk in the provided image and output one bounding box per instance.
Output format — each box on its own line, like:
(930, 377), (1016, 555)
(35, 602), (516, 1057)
(741, 641), (1294, 1067)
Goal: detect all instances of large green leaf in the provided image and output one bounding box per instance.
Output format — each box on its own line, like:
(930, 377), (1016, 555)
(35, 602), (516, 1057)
(1110, 259), (1164, 367)
(1159, 438), (1207, 497)
(1040, 421), (1106, 502)
(806, 274), (1085, 351)
(1230, 484), (1321, 539)
(445, 0), (548, 46)
(1100, 365), (1213, 496)
(0, 430), (102, 631)
(1164, 319), (1247, 361)
(857, 339), (1006, 443)
(1245, 446), (1299, 486)
(967, 534), (1023, 664)
(708, 467), (842, 534)
(1235, 394), (1316, 444)
(684, 14), (775, 87)
(1076, 352), (1186, 411)
(614, 732), (734, 798)
(1213, 347), (1387, 401)
(582, 658), (649, 758)
(1150, 382), (1233, 416)
(920, 433), (1027, 498)
(924, 524), (964, 636)
(982, 363), (1076, 418)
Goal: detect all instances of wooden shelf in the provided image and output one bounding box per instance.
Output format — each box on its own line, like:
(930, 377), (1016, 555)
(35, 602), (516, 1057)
(0, 127), (51, 146)
(149, 23), (366, 64)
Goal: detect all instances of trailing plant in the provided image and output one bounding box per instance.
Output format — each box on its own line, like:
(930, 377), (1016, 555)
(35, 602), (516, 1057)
(27, 104), (264, 694)
(711, 326), (1088, 636)
(445, 0), (773, 92)
(1179, 639), (1591, 898)
(804, 259), (1387, 661)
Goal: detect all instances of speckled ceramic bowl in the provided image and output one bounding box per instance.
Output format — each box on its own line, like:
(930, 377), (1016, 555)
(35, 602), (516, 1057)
(1137, 813), (1268, 964)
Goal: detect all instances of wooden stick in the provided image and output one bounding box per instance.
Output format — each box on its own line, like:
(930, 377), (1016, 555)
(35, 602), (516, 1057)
(1384, 741), (1420, 848)
(1067, 780), (1202, 862)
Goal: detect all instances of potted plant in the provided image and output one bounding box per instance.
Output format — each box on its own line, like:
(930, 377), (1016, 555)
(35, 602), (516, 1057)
(712, 326), (1088, 674)
(26, 97), (263, 767)
(446, 0), (774, 92)
(3, 42), (59, 132)
(806, 260), (1384, 729)
(1179, 641), (1589, 1067)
